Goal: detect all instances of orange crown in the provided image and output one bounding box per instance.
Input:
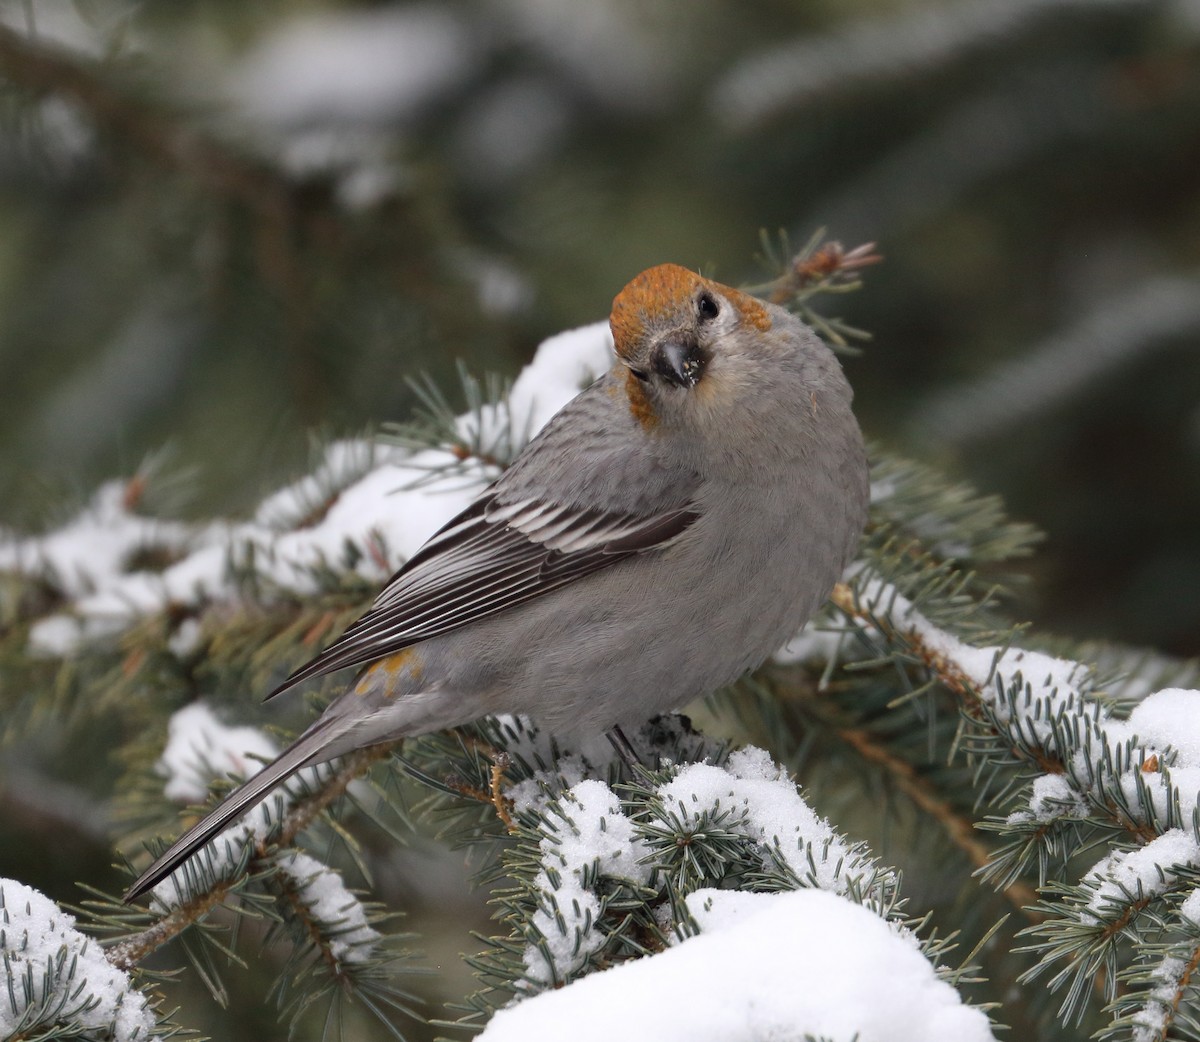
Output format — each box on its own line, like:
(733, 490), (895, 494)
(609, 264), (770, 358)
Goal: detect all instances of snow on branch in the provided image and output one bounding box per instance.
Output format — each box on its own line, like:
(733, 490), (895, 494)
(831, 570), (1200, 1029)
(481, 888), (994, 1042)
(833, 576), (1200, 840)
(476, 744), (992, 1042)
(0, 879), (156, 1041)
(0, 322), (615, 660)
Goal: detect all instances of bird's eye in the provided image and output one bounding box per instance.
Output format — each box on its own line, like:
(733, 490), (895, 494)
(697, 292), (720, 322)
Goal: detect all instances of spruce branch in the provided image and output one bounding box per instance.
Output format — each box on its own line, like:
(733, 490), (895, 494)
(6, 229), (1197, 1038)
(106, 881), (240, 973)
(112, 744), (395, 969)
(746, 228), (882, 348)
(421, 723), (990, 1036)
(822, 556), (1200, 1032)
(1101, 901), (1200, 1042)
(720, 653), (1041, 918)
(832, 713), (1041, 916)
(380, 363), (518, 483)
(275, 745), (395, 852)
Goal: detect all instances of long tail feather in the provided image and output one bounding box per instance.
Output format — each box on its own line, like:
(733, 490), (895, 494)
(123, 724), (343, 903)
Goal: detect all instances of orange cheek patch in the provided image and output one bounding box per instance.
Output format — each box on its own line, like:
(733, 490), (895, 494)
(624, 368), (659, 430)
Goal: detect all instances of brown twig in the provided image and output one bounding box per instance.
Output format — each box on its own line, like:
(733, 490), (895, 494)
(769, 240), (883, 304)
(108, 882), (233, 972)
(829, 581), (984, 710)
(450, 442), (507, 471)
(834, 723), (1041, 917)
(1163, 938), (1200, 1038)
(488, 753), (515, 832)
(274, 745), (393, 850)
(442, 746), (518, 833)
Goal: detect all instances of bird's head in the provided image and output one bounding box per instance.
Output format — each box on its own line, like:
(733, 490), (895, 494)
(609, 264), (821, 438)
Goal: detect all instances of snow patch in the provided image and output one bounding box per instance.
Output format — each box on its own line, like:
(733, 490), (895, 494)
(0, 481), (194, 601)
(275, 852), (379, 963)
(482, 888), (995, 1042)
(158, 702), (279, 804)
(523, 780), (651, 985)
(1082, 830), (1200, 917)
(0, 879), (155, 1041)
(1009, 773), (1088, 824)
(657, 747), (887, 898)
(1181, 887), (1200, 925)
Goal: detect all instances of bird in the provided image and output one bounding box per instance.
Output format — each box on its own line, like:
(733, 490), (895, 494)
(124, 263), (869, 902)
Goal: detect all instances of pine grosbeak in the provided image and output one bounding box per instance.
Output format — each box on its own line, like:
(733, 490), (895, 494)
(125, 263), (868, 901)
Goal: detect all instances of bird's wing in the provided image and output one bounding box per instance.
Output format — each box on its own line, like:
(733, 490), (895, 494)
(266, 489), (700, 700)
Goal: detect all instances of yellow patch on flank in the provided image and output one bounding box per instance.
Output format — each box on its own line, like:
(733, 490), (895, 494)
(364, 648), (422, 697)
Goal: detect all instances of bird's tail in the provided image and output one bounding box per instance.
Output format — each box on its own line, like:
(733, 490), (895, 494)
(123, 719), (349, 903)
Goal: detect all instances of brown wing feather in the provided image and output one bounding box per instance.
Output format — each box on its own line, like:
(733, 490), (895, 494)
(265, 492), (699, 701)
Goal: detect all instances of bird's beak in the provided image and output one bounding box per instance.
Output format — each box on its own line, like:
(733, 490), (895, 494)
(653, 337), (705, 389)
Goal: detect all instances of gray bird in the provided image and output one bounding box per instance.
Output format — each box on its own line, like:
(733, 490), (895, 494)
(125, 263), (868, 902)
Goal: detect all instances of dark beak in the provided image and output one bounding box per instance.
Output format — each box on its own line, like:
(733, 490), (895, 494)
(653, 338), (705, 388)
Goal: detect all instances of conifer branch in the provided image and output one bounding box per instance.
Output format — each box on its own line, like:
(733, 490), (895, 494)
(106, 883), (235, 972)
(828, 580), (1165, 846)
(109, 745), (394, 972)
(275, 744), (394, 849)
(274, 873), (349, 980)
(830, 581), (989, 716)
(833, 720), (1040, 916)
(746, 230), (882, 347)
(1152, 939), (1200, 1040)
